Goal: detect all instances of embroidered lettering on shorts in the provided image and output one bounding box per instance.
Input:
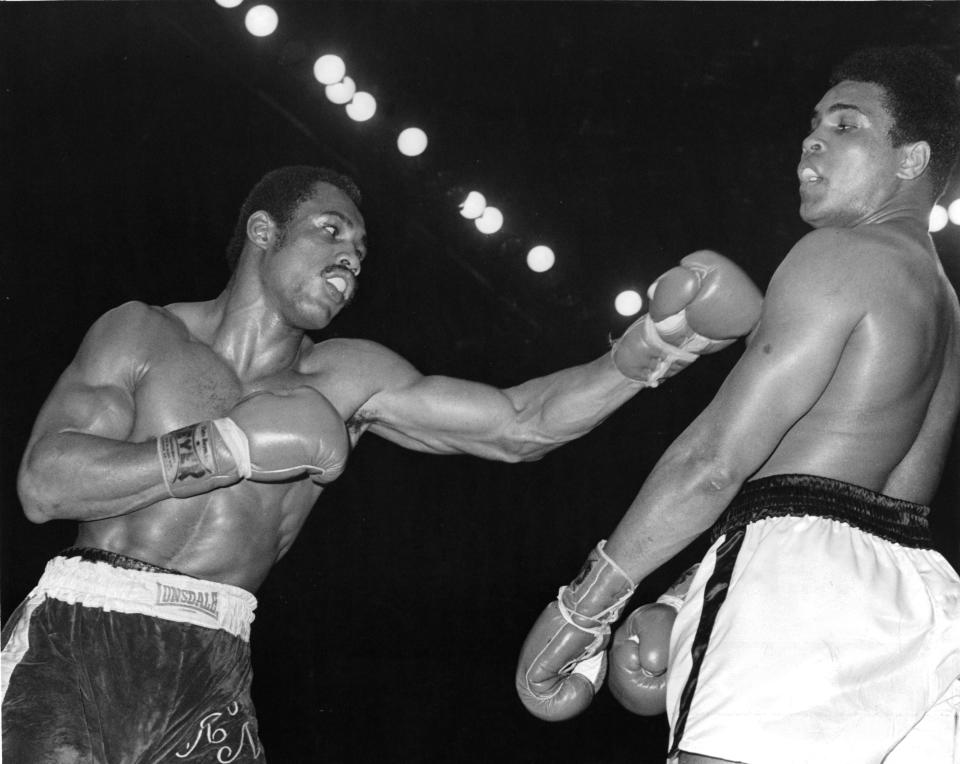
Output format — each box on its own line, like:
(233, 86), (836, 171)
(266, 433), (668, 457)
(156, 583), (220, 619)
(175, 701), (262, 763)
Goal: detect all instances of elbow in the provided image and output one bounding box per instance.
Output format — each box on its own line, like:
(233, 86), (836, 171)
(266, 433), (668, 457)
(678, 448), (746, 500)
(17, 454), (63, 524)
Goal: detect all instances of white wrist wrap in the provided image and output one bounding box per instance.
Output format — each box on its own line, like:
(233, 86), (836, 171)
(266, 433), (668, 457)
(653, 310), (715, 354)
(212, 418), (252, 479)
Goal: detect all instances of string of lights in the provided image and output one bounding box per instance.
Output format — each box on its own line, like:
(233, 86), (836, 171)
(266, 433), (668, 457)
(215, 0), (960, 320)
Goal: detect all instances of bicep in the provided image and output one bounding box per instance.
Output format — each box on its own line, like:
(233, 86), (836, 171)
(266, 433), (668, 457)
(362, 374), (518, 456)
(25, 310), (143, 453)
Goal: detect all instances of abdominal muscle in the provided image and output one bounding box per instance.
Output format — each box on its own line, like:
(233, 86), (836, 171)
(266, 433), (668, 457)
(73, 477), (323, 593)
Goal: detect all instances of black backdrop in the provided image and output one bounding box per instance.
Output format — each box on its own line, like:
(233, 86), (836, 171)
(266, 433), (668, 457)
(3, 3), (959, 762)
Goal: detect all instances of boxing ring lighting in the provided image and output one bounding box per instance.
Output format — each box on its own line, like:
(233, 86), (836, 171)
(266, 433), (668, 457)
(459, 191), (486, 219)
(948, 199), (960, 226)
(346, 92), (377, 121)
(929, 204), (948, 233)
(244, 4), (278, 37)
(313, 54), (346, 85)
(526, 245), (555, 273)
(325, 77), (356, 105)
(475, 206), (503, 235)
(615, 290), (644, 317)
(397, 127), (428, 157)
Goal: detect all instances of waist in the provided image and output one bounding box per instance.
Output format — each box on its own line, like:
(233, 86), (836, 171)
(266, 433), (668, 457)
(709, 474), (932, 549)
(36, 549), (258, 640)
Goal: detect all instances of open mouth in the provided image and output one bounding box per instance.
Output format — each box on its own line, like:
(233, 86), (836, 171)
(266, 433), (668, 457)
(799, 167), (822, 184)
(321, 266), (355, 303)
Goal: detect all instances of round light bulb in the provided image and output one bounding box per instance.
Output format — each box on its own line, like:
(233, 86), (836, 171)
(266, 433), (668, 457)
(475, 206), (503, 235)
(215, 0), (243, 8)
(325, 76), (356, 105)
(929, 204), (948, 233)
(346, 91), (377, 122)
(313, 54), (346, 85)
(397, 127), (428, 157)
(526, 245), (555, 273)
(244, 4), (278, 37)
(459, 191), (486, 219)
(615, 290), (644, 317)
(948, 198), (960, 225)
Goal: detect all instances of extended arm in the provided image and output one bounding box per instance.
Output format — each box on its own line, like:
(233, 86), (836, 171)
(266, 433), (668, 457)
(360, 251), (762, 462)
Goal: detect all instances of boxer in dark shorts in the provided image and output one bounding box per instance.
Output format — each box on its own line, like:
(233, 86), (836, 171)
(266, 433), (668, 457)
(6, 159), (760, 760)
(2, 550), (263, 763)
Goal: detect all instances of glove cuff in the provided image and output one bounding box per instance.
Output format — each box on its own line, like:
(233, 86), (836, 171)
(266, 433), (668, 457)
(610, 316), (699, 387)
(212, 417), (252, 479)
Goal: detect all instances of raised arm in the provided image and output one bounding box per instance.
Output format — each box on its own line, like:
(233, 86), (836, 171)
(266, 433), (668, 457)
(17, 302), (174, 522)
(359, 251), (762, 462)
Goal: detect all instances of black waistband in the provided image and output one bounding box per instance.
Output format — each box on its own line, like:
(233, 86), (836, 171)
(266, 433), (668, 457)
(60, 547), (192, 577)
(708, 474), (932, 549)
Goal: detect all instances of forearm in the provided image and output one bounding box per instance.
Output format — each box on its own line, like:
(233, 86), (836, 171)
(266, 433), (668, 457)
(602, 446), (743, 583)
(18, 431), (169, 522)
(504, 352), (645, 460)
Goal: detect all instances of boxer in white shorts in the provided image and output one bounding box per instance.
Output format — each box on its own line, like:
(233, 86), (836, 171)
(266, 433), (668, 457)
(516, 45), (960, 763)
(666, 475), (960, 763)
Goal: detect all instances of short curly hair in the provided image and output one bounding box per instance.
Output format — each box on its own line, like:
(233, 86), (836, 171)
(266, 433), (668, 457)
(830, 46), (960, 199)
(225, 166), (362, 271)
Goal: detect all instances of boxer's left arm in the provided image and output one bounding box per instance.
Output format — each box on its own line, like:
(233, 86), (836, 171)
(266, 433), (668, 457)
(602, 229), (869, 582)
(350, 252), (760, 461)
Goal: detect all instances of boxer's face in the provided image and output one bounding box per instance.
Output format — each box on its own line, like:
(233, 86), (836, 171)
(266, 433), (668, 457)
(797, 80), (903, 228)
(260, 183), (367, 330)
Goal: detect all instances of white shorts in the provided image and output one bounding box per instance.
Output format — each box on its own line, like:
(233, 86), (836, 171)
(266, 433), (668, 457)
(666, 474), (960, 764)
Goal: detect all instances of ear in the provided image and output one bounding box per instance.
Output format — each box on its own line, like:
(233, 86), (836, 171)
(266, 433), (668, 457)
(246, 210), (277, 249)
(896, 140), (931, 181)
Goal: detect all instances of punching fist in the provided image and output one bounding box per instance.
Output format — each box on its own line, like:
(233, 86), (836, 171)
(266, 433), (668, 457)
(611, 251), (762, 386)
(607, 564), (699, 716)
(516, 542), (636, 722)
(156, 386), (349, 498)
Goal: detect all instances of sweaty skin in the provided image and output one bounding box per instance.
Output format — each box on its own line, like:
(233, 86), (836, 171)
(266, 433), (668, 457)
(17, 183), (658, 593)
(605, 80), (960, 604)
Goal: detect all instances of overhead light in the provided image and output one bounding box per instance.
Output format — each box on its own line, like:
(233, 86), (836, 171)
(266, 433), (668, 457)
(244, 4), (278, 37)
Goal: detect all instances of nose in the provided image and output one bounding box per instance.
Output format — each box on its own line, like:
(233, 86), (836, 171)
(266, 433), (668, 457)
(802, 132), (824, 155)
(337, 249), (361, 276)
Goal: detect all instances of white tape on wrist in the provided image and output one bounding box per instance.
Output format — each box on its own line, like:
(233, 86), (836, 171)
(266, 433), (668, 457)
(212, 418), (252, 479)
(655, 593), (685, 612)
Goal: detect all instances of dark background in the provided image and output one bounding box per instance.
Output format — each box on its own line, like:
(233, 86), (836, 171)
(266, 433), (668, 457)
(3, 2), (960, 762)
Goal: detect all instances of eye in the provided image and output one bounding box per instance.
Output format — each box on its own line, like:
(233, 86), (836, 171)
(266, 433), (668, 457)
(321, 222), (340, 236)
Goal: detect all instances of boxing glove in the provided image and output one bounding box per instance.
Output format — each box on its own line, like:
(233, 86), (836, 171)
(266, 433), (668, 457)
(607, 564), (699, 716)
(230, 387), (349, 484)
(648, 250), (762, 354)
(516, 541), (636, 722)
(156, 386), (349, 498)
(611, 250), (762, 386)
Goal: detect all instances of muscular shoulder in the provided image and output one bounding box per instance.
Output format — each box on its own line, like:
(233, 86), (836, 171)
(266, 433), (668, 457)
(86, 300), (188, 351)
(301, 337), (422, 396)
(774, 226), (917, 301)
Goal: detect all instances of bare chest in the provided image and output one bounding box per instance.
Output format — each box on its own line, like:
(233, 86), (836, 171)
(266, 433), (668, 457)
(130, 338), (324, 438)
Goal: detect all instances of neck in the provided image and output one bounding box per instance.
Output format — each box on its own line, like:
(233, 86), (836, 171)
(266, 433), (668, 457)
(208, 268), (308, 381)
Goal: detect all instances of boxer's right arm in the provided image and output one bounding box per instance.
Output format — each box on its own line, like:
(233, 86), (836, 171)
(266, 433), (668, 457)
(18, 302), (183, 522)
